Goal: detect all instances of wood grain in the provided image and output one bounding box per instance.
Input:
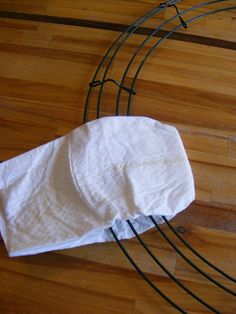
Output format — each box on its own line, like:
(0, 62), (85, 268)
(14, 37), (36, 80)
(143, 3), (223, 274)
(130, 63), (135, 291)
(0, 1), (236, 313)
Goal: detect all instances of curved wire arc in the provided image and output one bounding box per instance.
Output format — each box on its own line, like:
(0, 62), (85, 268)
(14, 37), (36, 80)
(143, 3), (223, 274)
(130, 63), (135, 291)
(116, 0), (231, 115)
(83, 5), (165, 123)
(83, 0), (236, 311)
(150, 216), (236, 296)
(84, 0), (231, 121)
(162, 216), (236, 283)
(109, 227), (187, 313)
(110, 1), (235, 284)
(94, 5), (166, 120)
(127, 220), (221, 313)
(126, 4), (236, 114)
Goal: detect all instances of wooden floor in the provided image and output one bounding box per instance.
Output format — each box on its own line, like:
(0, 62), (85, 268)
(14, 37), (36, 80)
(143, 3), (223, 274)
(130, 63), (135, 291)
(0, 1), (236, 313)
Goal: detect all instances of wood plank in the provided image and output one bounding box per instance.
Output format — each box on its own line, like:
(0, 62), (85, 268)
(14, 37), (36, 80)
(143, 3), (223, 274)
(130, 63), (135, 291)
(0, 0), (235, 41)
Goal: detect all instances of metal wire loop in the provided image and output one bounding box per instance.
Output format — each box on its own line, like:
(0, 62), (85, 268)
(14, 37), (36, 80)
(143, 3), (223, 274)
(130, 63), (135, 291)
(172, 4), (188, 28)
(160, 1), (188, 28)
(84, 0), (236, 311)
(89, 79), (136, 95)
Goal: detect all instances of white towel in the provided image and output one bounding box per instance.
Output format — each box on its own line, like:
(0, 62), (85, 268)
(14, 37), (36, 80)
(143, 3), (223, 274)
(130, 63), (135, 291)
(0, 116), (195, 257)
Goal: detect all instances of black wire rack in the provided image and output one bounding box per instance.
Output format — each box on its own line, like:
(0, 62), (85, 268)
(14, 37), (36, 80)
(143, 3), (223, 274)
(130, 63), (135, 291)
(83, 1), (236, 313)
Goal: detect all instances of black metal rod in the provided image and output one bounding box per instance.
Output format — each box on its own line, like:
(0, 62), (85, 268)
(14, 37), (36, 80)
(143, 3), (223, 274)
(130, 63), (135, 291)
(89, 79), (136, 95)
(109, 227), (187, 313)
(162, 216), (236, 283)
(126, 4), (236, 115)
(95, 5), (167, 120)
(127, 220), (221, 313)
(115, 0), (231, 115)
(85, 1), (236, 310)
(172, 4), (188, 29)
(150, 216), (236, 296)
(83, 5), (165, 122)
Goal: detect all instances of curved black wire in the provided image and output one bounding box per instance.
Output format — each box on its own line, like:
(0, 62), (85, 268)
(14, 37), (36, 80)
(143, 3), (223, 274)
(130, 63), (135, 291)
(127, 220), (221, 313)
(84, 0), (236, 311)
(109, 227), (187, 314)
(120, 5), (236, 292)
(150, 216), (236, 296)
(98, 0), (236, 297)
(83, 5), (165, 123)
(109, 1), (236, 284)
(94, 5), (168, 120)
(126, 4), (236, 114)
(116, 0), (230, 115)
(84, 0), (231, 120)
(84, 0), (234, 121)
(162, 216), (236, 283)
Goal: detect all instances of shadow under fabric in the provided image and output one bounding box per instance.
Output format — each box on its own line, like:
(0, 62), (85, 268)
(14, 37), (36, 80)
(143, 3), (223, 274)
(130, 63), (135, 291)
(0, 116), (194, 257)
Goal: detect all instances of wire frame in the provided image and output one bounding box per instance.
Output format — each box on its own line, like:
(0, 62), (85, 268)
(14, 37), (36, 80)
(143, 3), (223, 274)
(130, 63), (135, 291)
(83, 1), (236, 313)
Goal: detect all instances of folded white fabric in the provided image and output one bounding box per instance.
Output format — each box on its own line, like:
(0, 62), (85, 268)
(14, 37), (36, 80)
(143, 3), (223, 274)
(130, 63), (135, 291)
(0, 116), (195, 257)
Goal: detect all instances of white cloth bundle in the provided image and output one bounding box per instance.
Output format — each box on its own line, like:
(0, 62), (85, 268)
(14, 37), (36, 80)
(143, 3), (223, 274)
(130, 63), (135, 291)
(0, 116), (195, 257)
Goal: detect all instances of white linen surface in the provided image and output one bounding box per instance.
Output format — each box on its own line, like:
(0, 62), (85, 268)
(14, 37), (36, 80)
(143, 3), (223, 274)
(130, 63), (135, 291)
(0, 116), (195, 257)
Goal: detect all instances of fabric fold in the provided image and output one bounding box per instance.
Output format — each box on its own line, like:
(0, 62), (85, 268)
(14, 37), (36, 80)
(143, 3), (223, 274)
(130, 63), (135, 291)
(0, 116), (195, 257)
